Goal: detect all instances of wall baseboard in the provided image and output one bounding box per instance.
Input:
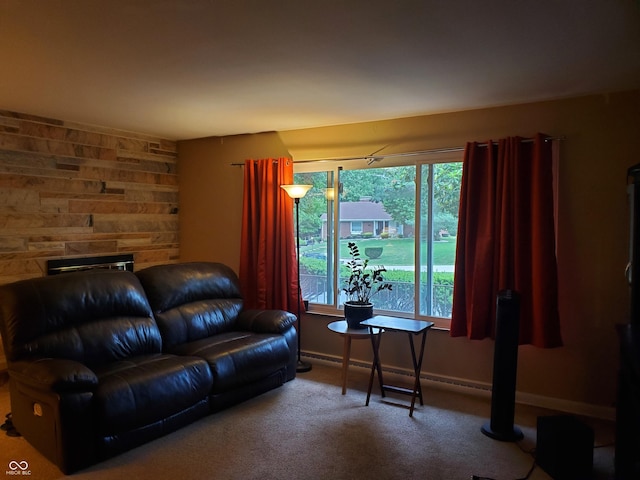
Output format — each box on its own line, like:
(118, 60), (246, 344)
(304, 352), (616, 421)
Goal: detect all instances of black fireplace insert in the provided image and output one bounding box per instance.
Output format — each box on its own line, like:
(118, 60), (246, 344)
(47, 254), (134, 275)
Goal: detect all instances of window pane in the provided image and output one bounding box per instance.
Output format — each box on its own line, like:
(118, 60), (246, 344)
(419, 162), (461, 318)
(294, 155), (461, 323)
(338, 166), (416, 314)
(295, 171), (335, 305)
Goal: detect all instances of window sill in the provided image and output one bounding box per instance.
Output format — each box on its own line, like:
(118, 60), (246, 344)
(303, 307), (451, 332)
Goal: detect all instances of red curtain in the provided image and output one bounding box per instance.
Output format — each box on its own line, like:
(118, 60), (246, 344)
(239, 158), (298, 313)
(450, 133), (562, 348)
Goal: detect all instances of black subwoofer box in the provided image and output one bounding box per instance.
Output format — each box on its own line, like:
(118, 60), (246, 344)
(536, 415), (594, 480)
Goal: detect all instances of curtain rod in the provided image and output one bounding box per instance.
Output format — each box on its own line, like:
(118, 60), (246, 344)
(230, 135), (563, 166)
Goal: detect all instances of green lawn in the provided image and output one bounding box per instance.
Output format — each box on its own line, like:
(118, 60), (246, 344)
(302, 237), (457, 266)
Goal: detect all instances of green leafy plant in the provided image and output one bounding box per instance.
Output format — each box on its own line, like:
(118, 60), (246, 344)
(342, 241), (392, 304)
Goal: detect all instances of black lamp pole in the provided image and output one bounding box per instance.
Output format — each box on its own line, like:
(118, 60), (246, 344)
(294, 196), (312, 373)
(281, 184), (312, 372)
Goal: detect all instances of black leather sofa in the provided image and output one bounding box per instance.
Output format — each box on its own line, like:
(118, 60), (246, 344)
(135, 262), (298, 411)
(0, 262), (297, 473)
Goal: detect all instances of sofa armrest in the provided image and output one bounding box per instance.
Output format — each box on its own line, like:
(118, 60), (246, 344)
(9, 358), (99, 393)
(237, 309), (297, 333)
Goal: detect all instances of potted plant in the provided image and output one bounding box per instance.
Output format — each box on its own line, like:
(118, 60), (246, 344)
(342, 241), (392, 328)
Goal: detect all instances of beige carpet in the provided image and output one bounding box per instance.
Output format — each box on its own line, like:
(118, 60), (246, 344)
(0, 362), (615, 480)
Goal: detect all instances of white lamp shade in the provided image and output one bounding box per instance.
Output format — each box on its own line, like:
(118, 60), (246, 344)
(324, 187), (335, 201)
(281, 184), (312, 199)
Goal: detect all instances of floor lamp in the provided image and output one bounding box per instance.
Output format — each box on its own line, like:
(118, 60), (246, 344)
(281, 184), (313, 373)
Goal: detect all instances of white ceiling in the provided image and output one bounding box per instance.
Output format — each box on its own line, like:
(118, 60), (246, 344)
(1, 0), (639, 141)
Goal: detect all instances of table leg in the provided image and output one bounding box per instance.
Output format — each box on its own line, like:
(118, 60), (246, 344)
(366, 328), (384, 406)
(408, 330), (428, 417)
(341, 335), (352, 395)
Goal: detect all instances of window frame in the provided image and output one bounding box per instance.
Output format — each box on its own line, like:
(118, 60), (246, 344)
(294, 151), (462, 329)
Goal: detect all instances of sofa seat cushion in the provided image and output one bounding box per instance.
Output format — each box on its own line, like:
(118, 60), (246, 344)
(169, 332), (291, 394)
(93, 354), (212, 436)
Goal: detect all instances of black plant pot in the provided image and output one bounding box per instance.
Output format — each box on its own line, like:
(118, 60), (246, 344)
(344, 301), (374, 329)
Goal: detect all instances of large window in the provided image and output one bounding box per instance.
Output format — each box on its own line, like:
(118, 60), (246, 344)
(294, 153), (462, 327)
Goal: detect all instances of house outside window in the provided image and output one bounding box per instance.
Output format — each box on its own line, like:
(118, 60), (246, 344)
(293, 152), (462, 328)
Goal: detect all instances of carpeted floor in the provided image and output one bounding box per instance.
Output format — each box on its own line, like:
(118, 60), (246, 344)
(0, 361), (615, 479)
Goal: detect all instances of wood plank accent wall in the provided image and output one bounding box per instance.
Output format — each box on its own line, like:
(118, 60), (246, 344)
(0, 110), (180, 286)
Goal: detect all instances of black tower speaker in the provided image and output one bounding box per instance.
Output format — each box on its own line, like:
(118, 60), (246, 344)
(536, 415), (593, 480)
(628, 164), (640, 324)
(481, 289), (523, 441)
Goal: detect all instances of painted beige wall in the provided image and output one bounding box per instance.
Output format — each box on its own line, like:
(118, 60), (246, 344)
(178, 132), (290, 265)
(178, 90), (640, 414)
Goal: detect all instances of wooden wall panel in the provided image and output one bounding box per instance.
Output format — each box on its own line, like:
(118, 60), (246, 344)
(0, 110), (180, 286)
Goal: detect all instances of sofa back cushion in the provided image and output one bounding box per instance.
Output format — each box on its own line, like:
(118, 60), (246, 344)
(0, 270), (161, 366)
(135, 262), (243, 348)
